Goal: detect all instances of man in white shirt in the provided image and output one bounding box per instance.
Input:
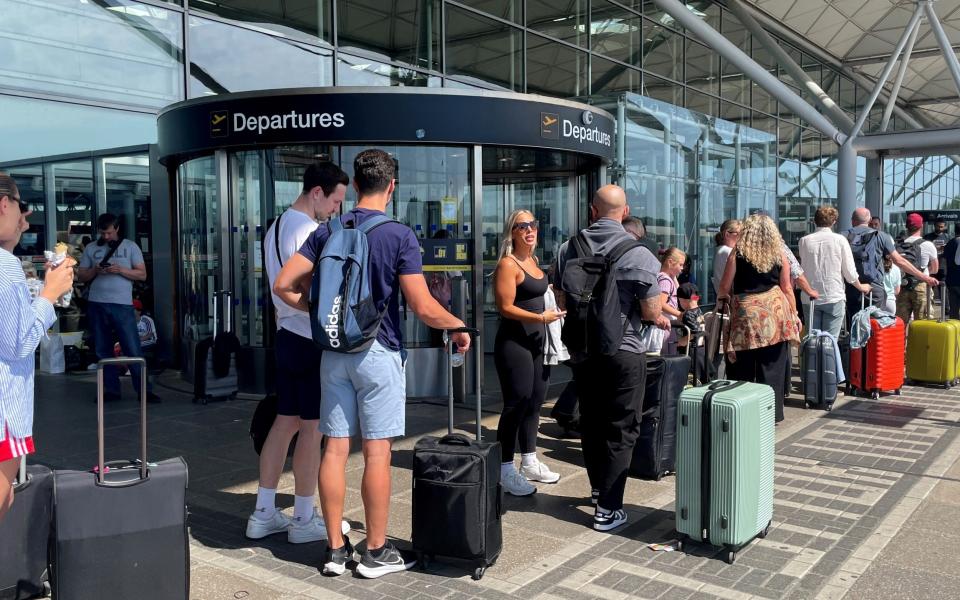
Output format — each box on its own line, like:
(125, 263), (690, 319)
(799, 206), (870, 338)
(245, 162), (350, 544)
(896, 213), (939, 324)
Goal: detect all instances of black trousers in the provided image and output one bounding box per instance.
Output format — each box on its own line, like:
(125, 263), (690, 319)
(573, 351), (646, 512)
(948, 285), (960, 319)
(725, 341), (789, 422)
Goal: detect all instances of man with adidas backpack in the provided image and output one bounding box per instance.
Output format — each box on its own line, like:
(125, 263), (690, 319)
(554, 184), (668, 532)
(274, 149), (470, 580)
(843, 207), (937, 328)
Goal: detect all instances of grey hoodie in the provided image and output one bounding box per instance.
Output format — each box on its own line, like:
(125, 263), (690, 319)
(555, 218), (661, 355)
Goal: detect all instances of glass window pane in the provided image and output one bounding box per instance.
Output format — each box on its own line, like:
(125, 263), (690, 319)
(337, 0), (440, 72)
(5, 165), (46, 258)
(103, 155), (152, 262)
(526, 33), (587, 97)
(52, 160), (94, 316)
(454, 0), (521, 23)
(643, 18), (682, 81)
(189, 17), (333, 96)
(0, 0), (183, 109)
(752, 83), (775, 116)
(446, 6), (522, 91)
(592, 56), (642, 95)
(591, 0), (642, 64)
(527, 0), (588, 46)
(191, 0), (331, 43)
(685, 89), (716, 117)
(643, 74), (682, 106)
(0, 95), (156, 163)
(686, 40), (717, 95)
(337, 53), (440, 86)
(179, 156), (221, 341)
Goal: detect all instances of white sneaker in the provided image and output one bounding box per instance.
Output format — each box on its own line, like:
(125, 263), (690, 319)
(520, 460), (561, 484)
(245, 508), (291, 539)
(502, 469), (536, 496)
(287, 510), (351, 544)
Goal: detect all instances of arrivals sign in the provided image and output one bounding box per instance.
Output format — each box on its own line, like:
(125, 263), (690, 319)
(158, 88), (616, 164)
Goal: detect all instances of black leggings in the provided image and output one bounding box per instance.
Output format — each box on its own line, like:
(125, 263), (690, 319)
(725, 341), (789, 422)
(494, 329), (550, 461)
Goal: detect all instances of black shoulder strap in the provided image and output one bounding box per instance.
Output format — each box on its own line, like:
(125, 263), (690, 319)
(571, 233), (590, 258)
(606, 239), (644, 265)
(274, 211), (284, 267)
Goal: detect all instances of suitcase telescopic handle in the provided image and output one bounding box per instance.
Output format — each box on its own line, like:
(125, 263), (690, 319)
(441, 327), (481, 440)
(97, 357), (148, 486)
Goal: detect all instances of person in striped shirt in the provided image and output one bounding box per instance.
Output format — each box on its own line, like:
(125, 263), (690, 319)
(0, 173), (75, 522)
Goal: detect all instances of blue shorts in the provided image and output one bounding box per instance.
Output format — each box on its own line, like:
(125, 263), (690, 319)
(320, 340), (406, 439)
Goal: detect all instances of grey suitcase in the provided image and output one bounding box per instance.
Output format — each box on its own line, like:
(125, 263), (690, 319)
(0, 458), (52, 599)
(801, 301), (840, 410)
(52, 358), (189, 600)
(193, 290), (238, 404)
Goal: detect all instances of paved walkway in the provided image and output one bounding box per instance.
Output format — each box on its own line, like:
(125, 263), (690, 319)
(32, 367), (960, 600)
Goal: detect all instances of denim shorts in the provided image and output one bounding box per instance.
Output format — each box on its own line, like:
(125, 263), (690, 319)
(319, 340), (406, 439)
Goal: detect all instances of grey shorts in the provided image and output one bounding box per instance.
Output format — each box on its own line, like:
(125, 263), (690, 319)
(319, 340), (406, 439)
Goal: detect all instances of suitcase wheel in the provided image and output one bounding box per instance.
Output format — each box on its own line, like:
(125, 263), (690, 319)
(825, 404), (833, 412)
(895, 389), (902, 396)
(758, 521), (771, 539)
(724, 550), (737, 564)
(870, 391), (879, 400)
(473, 566), (486, 580)
(417, 553), (429, 571)
(676, 537), (685, 552)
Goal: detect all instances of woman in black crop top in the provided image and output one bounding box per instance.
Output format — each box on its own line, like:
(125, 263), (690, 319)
(717, 214), (800, 423)
(493, 210), (566, 497)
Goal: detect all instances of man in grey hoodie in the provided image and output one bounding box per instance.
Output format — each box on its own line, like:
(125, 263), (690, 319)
(554, 184), (668, 532)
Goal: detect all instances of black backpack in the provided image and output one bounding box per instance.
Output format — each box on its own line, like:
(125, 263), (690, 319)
(559, 234), (643, 356)
(896, 238), (926, 290)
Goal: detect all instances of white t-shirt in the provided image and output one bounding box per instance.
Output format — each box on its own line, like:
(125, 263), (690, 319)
(264, 208), (319, 339)
(712, 245), (732, 293)
(902, 235), (938, 275)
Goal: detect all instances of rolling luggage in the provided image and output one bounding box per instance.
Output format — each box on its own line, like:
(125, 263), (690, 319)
(848, 294), (905, 399)
(412, 328), (501, 581)
(52, 358), (189, 600)
(630, 352), (690, 480)
(801, 301), (841, 411)
(0, 458), (52, 600)
(193, 290), (239, 404)
(675, 380), (775, 564)
(905, 286), (960, 388)
(703, 302), (729, 380)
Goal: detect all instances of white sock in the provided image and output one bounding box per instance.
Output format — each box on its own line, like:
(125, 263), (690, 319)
(521, 453), (538, 468)
(501, 462), (516, 479)
(293, 495), (315, 522)
(255, 487), (277, 519)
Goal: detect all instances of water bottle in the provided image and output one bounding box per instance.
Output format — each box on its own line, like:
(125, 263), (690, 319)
(450, 347), (465, 368)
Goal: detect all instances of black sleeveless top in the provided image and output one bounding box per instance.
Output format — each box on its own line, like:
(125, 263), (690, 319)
(497, 257), (547, 343)
(733, 254), (780, 295)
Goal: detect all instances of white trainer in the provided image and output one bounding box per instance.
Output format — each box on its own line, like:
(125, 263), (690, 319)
(520, 460), (561, 484)
(287, 510), (352, 544)
(245, 509), (291, 539)
(502, 469), (536, 496)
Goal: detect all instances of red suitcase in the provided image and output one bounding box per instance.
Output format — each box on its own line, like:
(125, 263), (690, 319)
(848, 316), (905, 399)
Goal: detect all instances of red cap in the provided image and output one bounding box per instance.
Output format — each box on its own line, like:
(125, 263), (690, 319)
(132, 299), (143, 310)
(906, 213), (923, 230)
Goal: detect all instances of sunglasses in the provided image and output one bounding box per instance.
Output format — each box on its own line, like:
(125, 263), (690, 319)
(513, 220), (539, 232)
(4, 194), (27, 214)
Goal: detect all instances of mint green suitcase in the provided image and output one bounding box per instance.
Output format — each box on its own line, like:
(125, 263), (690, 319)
(675, 380), (775, 563)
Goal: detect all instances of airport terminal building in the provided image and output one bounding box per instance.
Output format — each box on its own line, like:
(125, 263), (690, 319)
(3, 0), (960, 395)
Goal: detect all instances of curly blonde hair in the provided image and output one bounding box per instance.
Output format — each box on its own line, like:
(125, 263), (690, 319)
(736, 214), (783, 273)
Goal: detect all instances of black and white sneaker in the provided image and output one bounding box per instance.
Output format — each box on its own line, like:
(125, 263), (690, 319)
(593, 508), (628, 532)
(355, 541), (415, 579)
(590, 489), (599, 506)
(322, 535), (358, 576)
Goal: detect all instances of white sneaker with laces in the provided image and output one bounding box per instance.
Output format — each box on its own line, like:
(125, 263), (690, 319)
(502, 469), (536, 496)
(245, 508), (291, 539)
(520, 460), (560, 484)
(287, 510), (352, 544)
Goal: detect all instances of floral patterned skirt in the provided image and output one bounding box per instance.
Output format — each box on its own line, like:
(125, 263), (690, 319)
(726, 287), (800, 354)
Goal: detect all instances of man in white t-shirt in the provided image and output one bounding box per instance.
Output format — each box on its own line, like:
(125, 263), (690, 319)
(896, 213), (939, 324)
(246, 162), (351, 544)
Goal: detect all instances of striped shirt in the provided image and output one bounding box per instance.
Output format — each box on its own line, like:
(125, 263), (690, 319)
(0, 248), (57, 441)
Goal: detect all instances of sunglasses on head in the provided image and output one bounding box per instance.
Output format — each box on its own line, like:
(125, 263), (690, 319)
(513, 220), (539, 232)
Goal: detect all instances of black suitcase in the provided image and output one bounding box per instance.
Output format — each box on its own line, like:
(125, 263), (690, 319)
(193, 290), (239, 404)
(0, 458), (52, 600)
(801, 303), (841, 411)
(412, 328), (501, 581)
(51, 358), (189, 600)
(630, 354), (690, 480)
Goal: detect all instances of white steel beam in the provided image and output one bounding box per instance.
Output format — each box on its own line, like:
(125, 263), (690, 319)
(881, 18), (922, 132)
(923, 1), (960, 100)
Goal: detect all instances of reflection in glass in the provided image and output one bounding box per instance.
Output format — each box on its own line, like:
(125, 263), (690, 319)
(527, 0), (588, 47)
(591, 0), (643, 64)
(189, 17), (333, 97)
(643, 74), (682, 107)
(179, 156), (220, 341)
(592, 56), (642, 95)
(643, 17), (682, 81)
(0, 0), (183, 108)
(454, 0), (521, 22)
(103, 155), (151, 255)
(446, 6), (522, 91)
(337, 0), (440, 72)
(190, 0), (331, 44)
(337, 53), (440, 87)
(6, 165), (45, 257)
(685, 40), (717, 96)
(526, 34), (587, 98)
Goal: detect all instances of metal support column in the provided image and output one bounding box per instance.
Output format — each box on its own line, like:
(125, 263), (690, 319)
(864, 156), (883, 220)
(881, 20), (920, 132)
(838, 142), (858, 223)
(924, 1), (960, 98)
(651, 0), (846, 144)
(729, 0), (853, 133)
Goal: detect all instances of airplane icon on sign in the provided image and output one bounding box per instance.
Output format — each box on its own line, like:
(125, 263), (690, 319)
(542, 115), (557, 127)
(211, 114), (227, 125)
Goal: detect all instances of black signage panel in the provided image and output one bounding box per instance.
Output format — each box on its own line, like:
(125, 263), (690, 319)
(157, 88), (615, 164)
(913, 210), (960, 222)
